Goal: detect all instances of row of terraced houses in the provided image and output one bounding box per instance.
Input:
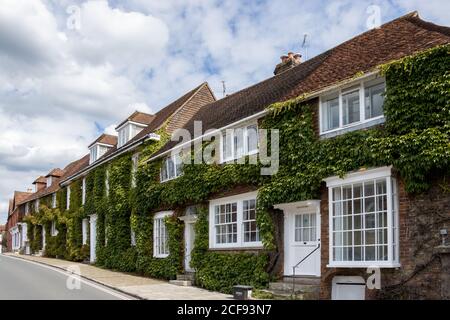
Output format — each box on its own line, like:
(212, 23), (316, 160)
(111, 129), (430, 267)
(4, 13), (450, 299)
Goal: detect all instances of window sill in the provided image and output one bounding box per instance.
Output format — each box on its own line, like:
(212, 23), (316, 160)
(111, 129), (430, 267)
(209, 242), (264, 251)
(327, 262), (401, 269)
(160, 175), (182, 184)
(320, 116), (385, 139)
(153, 254), (169, 259)
(209, 246), (264, 252)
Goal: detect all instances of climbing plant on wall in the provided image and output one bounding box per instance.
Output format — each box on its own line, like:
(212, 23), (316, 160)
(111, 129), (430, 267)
(23, 44), (449, 295)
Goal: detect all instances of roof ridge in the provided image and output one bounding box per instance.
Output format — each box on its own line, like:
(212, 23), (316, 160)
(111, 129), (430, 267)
(166, 82), (211, 125)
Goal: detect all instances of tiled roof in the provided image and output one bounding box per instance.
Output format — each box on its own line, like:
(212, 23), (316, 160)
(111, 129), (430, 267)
(32, 176), (46, 185)
(115, 111), (155, 130)
(45, 168), (64, 178)
(88, 134), (118, 148)
(130, 82), (212, 143)
(155, 12), (450, 156)
(21, 155), (90, 203)
(59, 83), (214, 183)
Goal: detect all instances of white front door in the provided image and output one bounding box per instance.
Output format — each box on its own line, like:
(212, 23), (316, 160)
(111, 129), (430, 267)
(184, 222), (196, 272)
(279, 201), (321, 276)
(89, 214), (97, 263)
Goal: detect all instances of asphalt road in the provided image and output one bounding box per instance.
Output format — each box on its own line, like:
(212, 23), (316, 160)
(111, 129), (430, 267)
(0, 254), (133, 300)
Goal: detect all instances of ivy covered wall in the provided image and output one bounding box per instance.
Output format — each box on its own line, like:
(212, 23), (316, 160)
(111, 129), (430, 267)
(22, 45), (449, 295)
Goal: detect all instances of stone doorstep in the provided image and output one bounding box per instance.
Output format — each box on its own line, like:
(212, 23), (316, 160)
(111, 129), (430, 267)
(169, 280), (192, 286)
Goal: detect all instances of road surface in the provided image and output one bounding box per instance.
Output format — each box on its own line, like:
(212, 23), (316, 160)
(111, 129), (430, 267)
(0, 254), (133, 300)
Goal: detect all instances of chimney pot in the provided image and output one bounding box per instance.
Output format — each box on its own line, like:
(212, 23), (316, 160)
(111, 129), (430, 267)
(274, 51), (302, 75)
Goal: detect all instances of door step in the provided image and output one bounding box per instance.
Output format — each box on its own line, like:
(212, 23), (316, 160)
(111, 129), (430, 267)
(169, 280), (192, 286)
(176, 273), (195, 281)
(268, 277), (320, 299)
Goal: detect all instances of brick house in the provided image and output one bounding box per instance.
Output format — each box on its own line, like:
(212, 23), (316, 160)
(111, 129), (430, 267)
(6, 12), (449, 299)
(8, 82), (216, 261)
(143, 12), (450, 299)
(5, 191), (32, 253)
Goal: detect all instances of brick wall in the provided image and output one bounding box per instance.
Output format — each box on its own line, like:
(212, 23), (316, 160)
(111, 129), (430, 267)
(318, 175), (450, 300)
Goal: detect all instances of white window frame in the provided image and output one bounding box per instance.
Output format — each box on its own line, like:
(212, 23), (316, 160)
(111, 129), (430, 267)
(82, 177), (86, 205)
(51, 221), (58, 237)
(209, 191), (262, 249)
(131, 228), (136, 246)
(220, 123), (259, 163)
(319, 77), (386, 136)
(35, 199), (40, 211)
(117, 122), (146, 148)
(324, 166), (400, 268)
(105, 169), (110, 197)
(160, 152), (183, 183)
(25, 202), (30, 215)
(66, 186), (70, 210)
(153, 211), (172, 258)
(46, 176), (52, 186)
(51, 193), (57, 208)
(82, 218), (88, 245)
(89, 143), (113, 164)
(131, 153), (140, 188)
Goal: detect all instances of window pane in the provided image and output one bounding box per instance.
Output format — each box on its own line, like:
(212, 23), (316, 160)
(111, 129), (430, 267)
(161, 159), (168, 181)
(175, 153), (183, 177)
(322, 98), (339, 131)
(167, 157), (175, 179)
(247, 125), (258, 153)
(342, 90), (360, 125)
(330, 176), (398, 264)
(234, 128), (245, 158)
(365, 83), (385, 119)
(215, 201), (237, 244)
(223, 132), (233, 160)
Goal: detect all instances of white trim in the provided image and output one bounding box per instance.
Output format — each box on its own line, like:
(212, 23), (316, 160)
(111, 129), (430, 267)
(115, 120), (147, 132)
(146, 111), (267, 163)
(325, 166), (399, 268)
(82, 177), (86, 205)
(153, 211), (173, 258)
(219, 122), (259, 164)
(319, 74), (386, 136)
(66, 186), (71, 210)
(209, 191), (262, 249)
(324, 166), (392, 187)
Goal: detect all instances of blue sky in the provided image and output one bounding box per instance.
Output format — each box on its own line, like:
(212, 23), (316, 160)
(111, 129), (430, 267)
(0, 0), (449, 224)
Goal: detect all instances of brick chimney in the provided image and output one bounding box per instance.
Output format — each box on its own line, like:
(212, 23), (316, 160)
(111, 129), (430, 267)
(274, 52), (302, 75)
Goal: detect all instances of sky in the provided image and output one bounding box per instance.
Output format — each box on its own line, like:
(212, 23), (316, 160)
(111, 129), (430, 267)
(0, 0), (449, 224)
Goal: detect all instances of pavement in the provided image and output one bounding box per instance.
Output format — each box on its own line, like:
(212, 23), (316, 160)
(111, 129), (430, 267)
(1, 253), (232, 300)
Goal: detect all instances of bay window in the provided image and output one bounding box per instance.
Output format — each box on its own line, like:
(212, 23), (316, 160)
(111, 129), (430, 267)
(320, 77), (385, 135)
(325, 167), (399, 267)
(221, 124), (258, 162)
(209, 191), (262, 249)
(153, 211), (172, 258)
(160, 152), (183, 182)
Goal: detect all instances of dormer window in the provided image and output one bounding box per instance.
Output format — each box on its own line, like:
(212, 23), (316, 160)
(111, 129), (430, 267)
(117, 122), (146, 148)
(320, 77), (386, 138)
(89, 143), (112, 164)
(47, 177), (52, 186)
